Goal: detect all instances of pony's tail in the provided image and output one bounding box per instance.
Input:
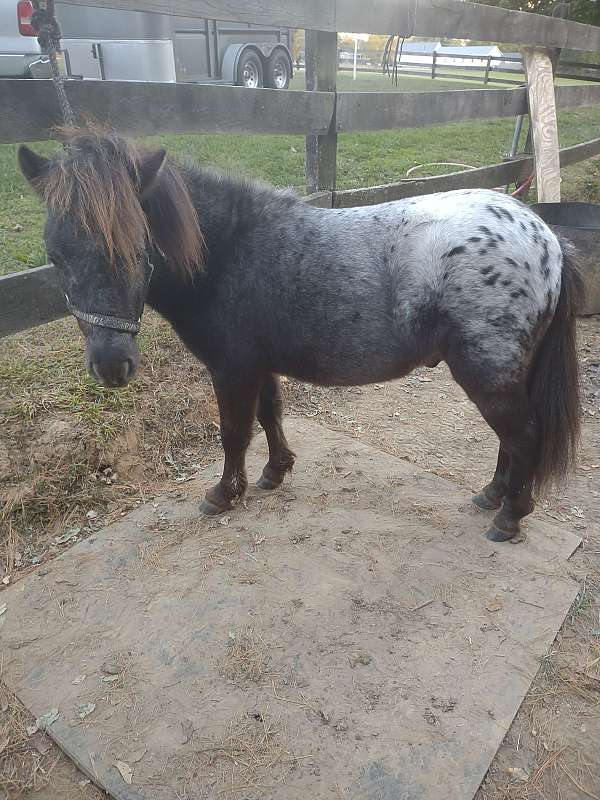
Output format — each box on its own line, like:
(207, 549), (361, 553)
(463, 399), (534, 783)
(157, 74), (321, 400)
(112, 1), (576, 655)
(529, 239), (584, 493)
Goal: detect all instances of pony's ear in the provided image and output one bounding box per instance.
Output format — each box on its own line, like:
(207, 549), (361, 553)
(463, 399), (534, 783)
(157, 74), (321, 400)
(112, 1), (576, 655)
(18, 145), (50, 194)
(138, 148), (167, 197)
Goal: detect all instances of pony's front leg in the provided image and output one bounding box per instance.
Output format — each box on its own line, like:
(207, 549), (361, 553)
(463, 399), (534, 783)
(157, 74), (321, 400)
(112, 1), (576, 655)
(201, 372), (261, 515)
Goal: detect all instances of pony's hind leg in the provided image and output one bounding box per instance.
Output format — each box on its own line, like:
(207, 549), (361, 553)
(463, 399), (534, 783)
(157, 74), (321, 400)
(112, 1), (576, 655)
(472, 446), (509, 510)
(256, 374), (295, 490)
(201, 371), (261, 515)
(471, 387), (537, 542)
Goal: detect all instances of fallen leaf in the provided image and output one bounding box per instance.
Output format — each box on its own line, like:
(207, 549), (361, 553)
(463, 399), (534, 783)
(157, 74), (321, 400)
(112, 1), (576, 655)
(36, 708), (59, 730)
(35, 737), (53, 755)
(72, 675), (86, 685)
(78, 702), (96, 719)
(505, 766), (530, 782)
(2, 576), (10, 586)
(485, 598), (503, 612)
(54, 527), (80, 545)
(26, 724), (39, 736)
(114, 760), (133, 784)
(101, 659), (122, 675)
(102, 675), (120, 683)
(219, 516), (231, 526)
(128, 748), (147, 763)
(78, 780), (91, 788)
(181, 719), (194, 745)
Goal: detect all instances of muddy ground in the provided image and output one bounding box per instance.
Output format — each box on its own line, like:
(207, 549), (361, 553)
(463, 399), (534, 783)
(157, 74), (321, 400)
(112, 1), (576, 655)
(1, 313), (599, 799)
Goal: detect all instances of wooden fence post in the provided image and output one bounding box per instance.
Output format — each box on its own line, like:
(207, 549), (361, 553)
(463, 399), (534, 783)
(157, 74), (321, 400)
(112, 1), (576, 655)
(432, 51), (437, 80)
(484, 55), (491, 85)
(523, 47), (561, 202)
(305, 30), (337, 199)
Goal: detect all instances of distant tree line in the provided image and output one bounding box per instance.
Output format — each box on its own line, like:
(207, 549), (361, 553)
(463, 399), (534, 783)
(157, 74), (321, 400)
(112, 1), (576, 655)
(471, 0), (600, 26)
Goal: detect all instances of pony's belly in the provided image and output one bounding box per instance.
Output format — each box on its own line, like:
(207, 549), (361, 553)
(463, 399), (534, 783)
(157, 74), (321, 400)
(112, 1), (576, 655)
(273, 349), (422, 387)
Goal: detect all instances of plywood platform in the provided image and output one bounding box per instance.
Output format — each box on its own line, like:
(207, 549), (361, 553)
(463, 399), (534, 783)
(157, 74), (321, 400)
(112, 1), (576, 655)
(0, 419), (581, 800)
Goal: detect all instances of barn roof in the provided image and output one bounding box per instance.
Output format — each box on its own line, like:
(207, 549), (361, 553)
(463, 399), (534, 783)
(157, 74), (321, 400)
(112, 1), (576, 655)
(437, 44), (501, 56)
(400, 41), (441, 54)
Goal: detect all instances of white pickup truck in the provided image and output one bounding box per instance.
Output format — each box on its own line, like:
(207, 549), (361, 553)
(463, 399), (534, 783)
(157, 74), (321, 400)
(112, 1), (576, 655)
(0, 0), (55, 78)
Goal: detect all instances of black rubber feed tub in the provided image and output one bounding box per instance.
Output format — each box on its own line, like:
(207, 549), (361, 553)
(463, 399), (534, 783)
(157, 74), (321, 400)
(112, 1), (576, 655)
(531, 202), (600, 315)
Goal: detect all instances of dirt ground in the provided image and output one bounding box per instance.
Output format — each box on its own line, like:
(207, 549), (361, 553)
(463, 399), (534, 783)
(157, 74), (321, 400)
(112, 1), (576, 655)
(1, 313), (599, 799)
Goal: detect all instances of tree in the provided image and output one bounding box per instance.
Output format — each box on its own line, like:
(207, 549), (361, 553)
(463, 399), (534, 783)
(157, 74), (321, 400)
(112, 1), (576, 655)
(471, 0), (600, 26)
(291, 29), (305, 62)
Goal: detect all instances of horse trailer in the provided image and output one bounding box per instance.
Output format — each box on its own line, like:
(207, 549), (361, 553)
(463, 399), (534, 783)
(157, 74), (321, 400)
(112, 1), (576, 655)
(0, 0), (294, 87)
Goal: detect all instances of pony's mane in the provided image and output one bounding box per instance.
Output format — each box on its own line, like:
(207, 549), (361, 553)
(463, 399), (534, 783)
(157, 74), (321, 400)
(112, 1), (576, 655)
(40, 125), (203, 277)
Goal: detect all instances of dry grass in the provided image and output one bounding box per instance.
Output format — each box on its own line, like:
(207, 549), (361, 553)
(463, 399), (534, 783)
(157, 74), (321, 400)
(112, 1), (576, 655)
(0, 686), (58, 796)
(479, 745), (600, 800)
(0, 311), (221, 584)
(166, 712), (302, 800)
(221, 627), (271, 684)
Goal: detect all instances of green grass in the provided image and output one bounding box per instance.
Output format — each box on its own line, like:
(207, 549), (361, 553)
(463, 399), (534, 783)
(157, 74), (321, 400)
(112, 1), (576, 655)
(296, 68), (591, 91)
(2, 70), (600, 276)
(297, 69), (489, 92)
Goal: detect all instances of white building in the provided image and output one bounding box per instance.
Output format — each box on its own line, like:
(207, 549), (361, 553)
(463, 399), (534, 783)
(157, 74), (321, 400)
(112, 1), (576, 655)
(397, 41), (504, 69)
(435, 44), (503, 66)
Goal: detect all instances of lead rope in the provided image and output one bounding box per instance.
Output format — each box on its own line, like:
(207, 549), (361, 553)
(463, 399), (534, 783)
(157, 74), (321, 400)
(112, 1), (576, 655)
(28, 14), (155, 333)
(31, 0), (76, 128)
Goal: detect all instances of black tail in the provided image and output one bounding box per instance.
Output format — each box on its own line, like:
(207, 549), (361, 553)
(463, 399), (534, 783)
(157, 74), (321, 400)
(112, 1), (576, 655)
(529, 239), (584, 493)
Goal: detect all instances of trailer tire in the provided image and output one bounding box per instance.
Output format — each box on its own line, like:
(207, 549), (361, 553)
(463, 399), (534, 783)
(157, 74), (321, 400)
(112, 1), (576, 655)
(265, 49), (292, 89)
(236, 49), (263, 88)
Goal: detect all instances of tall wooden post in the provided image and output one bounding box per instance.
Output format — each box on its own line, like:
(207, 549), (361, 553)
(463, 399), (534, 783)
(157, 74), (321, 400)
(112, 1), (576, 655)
(305, 30), (337, 201)
(523, 48), (561, 203)
(484, 55), (491, 86)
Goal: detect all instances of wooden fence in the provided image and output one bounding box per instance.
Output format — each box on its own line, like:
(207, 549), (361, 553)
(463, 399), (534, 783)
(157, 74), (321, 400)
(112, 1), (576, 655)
(3, 0), (600, 337)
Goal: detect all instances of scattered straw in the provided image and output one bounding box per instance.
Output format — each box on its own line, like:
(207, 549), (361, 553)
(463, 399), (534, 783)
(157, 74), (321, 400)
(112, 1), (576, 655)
(163, 712), (304, 800)
(221, 628), (270, 684)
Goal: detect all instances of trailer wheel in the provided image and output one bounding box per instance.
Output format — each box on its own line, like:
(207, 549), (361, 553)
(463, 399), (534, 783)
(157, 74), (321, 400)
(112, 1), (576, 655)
(266, 49), (292, 89)
(236, 49), (263, 88)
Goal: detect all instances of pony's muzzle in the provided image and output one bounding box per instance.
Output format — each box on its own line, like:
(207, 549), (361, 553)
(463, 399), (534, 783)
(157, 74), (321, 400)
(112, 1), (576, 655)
(86, 335), (139, 388)
(89, 357), (136, 388)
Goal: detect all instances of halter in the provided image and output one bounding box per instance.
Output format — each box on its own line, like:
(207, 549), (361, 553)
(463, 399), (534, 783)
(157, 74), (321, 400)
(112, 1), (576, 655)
(63, 256), (154, 335)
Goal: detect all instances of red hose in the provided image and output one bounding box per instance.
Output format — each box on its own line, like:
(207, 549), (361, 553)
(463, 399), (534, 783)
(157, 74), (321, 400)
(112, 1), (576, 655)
(510, 173), (534, 197)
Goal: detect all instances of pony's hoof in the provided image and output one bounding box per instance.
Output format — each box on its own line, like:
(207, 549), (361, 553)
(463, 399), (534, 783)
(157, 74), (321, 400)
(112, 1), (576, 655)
(257, 475), (281, 491)
(472, 491), (502, 511)
(199, 498), (227, 515)
(485, 524), (519, 543)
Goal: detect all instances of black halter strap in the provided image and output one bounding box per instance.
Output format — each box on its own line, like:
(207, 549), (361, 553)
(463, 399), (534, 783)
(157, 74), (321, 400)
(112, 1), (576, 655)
(64, 297), (142, 333)
(64, 256), (154, 335)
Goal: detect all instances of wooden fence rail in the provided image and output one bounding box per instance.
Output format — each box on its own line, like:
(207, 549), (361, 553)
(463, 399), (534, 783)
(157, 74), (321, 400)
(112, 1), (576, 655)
(4, 79), (600, 143)
(0, 81), (334, 144)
